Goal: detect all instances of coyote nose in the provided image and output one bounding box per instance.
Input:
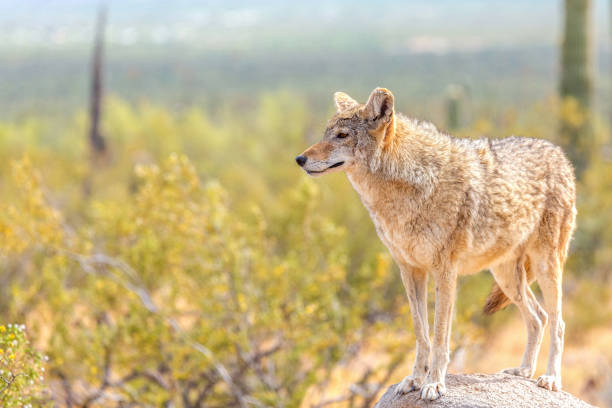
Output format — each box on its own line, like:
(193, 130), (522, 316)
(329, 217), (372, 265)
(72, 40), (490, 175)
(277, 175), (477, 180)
(295, 155), (307, 167)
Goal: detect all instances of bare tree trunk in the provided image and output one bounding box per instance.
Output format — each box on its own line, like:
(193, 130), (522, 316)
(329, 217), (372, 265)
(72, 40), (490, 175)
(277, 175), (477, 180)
(89, 5), (107, 160)
(559, 0), (593, 177)
(83, 5), (108, 196)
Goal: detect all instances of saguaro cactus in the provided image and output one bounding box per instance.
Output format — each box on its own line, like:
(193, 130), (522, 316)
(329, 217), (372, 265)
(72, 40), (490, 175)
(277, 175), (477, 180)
(560, 0), (593, 177)
(445, 84), (465, 131)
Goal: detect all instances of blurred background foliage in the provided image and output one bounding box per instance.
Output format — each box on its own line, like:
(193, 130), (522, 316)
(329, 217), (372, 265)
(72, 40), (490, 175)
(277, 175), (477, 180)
(0, 0), (611, 407)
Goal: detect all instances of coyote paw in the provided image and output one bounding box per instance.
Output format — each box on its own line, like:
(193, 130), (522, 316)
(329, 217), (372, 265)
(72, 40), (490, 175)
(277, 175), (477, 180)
(502, 366), (534, 378)
(420, 381), (446, 401)
(395, 375), (423, 394)
(537, 375), (561, 391)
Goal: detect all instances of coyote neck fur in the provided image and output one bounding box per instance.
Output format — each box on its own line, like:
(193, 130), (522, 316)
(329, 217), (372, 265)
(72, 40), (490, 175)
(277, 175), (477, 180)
(372, 116), (452, 178)
(345, 114), (489, 271)
(348, 114), (472, 220)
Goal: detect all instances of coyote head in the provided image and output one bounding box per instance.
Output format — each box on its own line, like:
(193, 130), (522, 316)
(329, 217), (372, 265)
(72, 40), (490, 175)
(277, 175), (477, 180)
(296, 87), (395, 176)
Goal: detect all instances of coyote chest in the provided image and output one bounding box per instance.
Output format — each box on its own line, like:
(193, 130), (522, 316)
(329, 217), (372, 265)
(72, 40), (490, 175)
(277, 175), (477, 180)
(346, 171), (437, 268)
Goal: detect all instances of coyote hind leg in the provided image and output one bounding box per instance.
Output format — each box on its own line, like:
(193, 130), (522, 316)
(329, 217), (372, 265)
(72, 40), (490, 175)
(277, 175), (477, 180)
(532, 254), (565, 391)
(490, 257), (547, 378)
(532, 206), (574, 391)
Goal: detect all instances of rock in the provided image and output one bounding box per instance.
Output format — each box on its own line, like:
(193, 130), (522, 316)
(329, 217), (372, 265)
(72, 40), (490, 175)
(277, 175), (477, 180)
(374, 373), (595, 408)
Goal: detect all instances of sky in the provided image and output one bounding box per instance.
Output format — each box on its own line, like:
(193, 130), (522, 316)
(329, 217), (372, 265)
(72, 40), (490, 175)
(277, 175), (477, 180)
(0, 0), (609, 52)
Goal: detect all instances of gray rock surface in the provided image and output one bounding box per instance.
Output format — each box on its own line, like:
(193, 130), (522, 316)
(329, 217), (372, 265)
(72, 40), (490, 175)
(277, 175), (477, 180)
(374, 373), (595, 408)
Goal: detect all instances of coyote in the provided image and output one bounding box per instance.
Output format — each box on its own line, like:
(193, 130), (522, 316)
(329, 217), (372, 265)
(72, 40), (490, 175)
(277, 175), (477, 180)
(296, 88), (576, 400)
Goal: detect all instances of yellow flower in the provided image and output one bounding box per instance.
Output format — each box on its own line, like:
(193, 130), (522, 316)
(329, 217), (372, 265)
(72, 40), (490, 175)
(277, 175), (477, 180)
(8, 333), (14, 340)
(0, 325), (5, 333)
(0, 349), (4, 354)
(8, 354), (15, 360)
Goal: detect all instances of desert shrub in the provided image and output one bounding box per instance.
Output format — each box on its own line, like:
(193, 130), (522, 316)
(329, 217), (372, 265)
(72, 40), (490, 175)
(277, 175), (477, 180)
(0, 324), (47, 407)
(0, 152), (402, 406)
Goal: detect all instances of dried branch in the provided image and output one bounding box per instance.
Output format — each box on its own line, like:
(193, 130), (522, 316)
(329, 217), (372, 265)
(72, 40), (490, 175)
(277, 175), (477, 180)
(311, 357), (402, 408)
(80, 343), (113, 407)
(0, 373), (21, 399)
(238, 340), (283, 392)
(55, 370), (76, 407)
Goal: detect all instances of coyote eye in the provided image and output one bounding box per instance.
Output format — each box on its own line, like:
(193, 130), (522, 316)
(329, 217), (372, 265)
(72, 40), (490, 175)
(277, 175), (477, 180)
(336, 132), (349, 139)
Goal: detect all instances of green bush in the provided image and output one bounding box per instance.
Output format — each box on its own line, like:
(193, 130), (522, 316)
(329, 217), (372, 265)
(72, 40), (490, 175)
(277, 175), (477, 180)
(0, 324), (47, 407)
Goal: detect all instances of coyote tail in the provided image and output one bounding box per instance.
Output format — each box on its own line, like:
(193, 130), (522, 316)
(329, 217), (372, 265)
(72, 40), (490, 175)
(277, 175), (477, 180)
(483, 257), (533, 315)
(483, 283), (511, 315)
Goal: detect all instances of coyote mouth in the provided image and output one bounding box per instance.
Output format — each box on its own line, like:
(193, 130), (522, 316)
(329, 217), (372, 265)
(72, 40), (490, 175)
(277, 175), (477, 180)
(307, 161), (345, 175)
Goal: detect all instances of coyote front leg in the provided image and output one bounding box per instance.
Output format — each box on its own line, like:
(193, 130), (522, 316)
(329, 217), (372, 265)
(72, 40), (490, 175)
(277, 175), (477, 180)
(420, 268), (456, 401)
(396, 266), (430, 394)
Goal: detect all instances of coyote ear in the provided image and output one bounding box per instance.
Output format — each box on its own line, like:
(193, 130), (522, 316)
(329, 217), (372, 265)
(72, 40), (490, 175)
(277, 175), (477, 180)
(334, 91), (358, 112)
(363, 87), (394, 123)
